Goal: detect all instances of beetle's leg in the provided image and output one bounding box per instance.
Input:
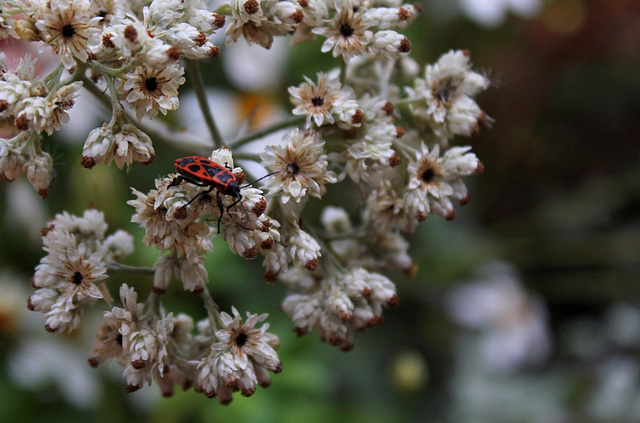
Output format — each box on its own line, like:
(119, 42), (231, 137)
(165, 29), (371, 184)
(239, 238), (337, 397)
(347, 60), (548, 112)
(169, 175), (184, 187)
(224, 162), (233, 171)
(216, 190), (225, 233)
(186, 185), (213, 206)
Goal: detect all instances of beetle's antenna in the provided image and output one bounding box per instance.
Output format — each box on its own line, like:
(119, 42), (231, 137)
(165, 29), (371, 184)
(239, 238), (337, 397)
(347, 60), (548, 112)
(240, 171), (278, 189)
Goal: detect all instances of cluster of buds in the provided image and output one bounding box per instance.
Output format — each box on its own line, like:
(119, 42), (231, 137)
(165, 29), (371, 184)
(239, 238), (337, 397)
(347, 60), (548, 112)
(4, 0), (495, 403)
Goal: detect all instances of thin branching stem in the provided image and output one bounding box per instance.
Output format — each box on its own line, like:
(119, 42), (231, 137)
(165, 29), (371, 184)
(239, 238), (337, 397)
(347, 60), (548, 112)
(185, 58), (223, 149)
(230, 115), (306, 149)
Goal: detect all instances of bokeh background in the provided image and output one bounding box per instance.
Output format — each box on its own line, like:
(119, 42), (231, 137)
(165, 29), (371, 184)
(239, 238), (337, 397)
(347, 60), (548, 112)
(1, 0), (640, 421)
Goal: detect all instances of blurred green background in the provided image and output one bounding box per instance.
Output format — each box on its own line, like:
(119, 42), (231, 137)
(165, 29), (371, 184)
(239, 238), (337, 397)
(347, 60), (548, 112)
(1, 0), (640, 422)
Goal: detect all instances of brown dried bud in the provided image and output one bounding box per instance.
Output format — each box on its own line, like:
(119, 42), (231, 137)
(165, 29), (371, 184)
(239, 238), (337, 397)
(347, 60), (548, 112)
(382, 100), (394, 116)
(208, 46), (221, 58)
(244, 0), (260, 14)
(124, 25), (138, 42)
(213, 13), (226, 28)
(398, 37), (411, 53)
(15, 114), (30, 131)
(102, 33), (115, 48)
(194, 31), (207, 47)
(305, 258), (319, 271)
(388, 152), (401, 167)
(291, 10), (304, 23)
(167, 46), (181, 61)
(351, 109), (364, 124)
(242, 246), (258, 259)
(260, 237), (274, 250)
(445, 209), (457, 221)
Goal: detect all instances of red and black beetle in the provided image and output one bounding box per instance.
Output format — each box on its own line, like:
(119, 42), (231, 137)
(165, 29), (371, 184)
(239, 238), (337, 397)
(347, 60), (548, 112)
(170, 156), (273, 232)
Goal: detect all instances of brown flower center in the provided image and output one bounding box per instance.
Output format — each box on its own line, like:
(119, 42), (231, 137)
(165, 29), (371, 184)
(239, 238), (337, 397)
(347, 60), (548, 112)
(235, 332), (248, 347)
(71, 271), (84, 285)
(311, 96), (324, 107)
(286, 162), (300, 175)
(145, 77), (158, 92)
(421, 167), (436, 183)
(62, 23), (76, 39)
(340, 23), (354, 38)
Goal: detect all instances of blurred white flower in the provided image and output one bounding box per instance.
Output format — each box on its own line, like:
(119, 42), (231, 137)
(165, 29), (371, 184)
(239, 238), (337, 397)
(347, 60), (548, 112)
(446, 262), (552, 372)
(459, 0), (542, 27)
(223, 37), (289, 92)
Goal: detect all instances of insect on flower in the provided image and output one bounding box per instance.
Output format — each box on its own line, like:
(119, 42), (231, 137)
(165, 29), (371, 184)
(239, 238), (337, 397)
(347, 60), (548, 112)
(170, 156), (273, 232)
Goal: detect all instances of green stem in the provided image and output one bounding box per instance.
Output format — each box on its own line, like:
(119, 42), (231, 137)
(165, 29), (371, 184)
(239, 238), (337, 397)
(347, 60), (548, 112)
(185, 58), (223, 149)
(43, 64), (64, 85)
(339, 57), (348, 85)
(105, 263), (155, 277)
(53, 62), (86, 93)
(86, 58), (137, 77)
(201, 289), (223, 332)
(230, 115), (306, 149)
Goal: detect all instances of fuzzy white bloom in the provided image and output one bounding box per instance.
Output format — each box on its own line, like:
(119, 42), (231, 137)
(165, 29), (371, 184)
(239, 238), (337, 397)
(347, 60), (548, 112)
(369, 30), (410, 58)
(288, 227), (321, 271)
(313, 5), (373, 61)
(0, 9), (18, 39)
(28, 208), (134, 333)
(121, 63), (185, 120)
(24, 151), (53, 198)
(405, 143), (482, 221)
(407, 49), (491, 142)
(261, 129), (337, 209)
(101, 230), (134, 261)
(0, 55), (37, 113)
(191, 307), (281, 402)
(35, 0), (101, 69)
(225, 0), (303, 49)
(0, 137), (27, 181)
(82, 123), (155, 170)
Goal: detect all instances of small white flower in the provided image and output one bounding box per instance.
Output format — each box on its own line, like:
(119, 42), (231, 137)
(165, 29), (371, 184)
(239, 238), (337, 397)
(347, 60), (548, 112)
(261, 129), (337, 208)
(214, 307), (281, 373)
(24, 151), (53, 198)
(405, 143), (481, 221)
(407, 50), (491, 142)
(35, 0), (101, 69)
(121, 63), (185, 121)
(225, 0), (303, 49)
(83, 123), (155, 170)
(288, 227), (321, 271)
(313, 5), (372, 61)
(33, 243), (108, 301)
(288, 72), (339, 127)
(0, 136), (28, 182)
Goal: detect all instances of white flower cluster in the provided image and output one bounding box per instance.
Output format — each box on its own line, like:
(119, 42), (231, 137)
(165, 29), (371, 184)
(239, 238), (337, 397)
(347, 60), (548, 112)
(225, 0), (303, 49)
(88, 286), (281, 401)
(294, 0), (420, 60)
(0, 54), (80, 196)
(191, 307), (281, 402)
(257, 46), (488, 346)
(129, 148), (273, 294)
(12, 0), (496, 403)
(28, 209), (133, 333)
(406, 49), (492, 144)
